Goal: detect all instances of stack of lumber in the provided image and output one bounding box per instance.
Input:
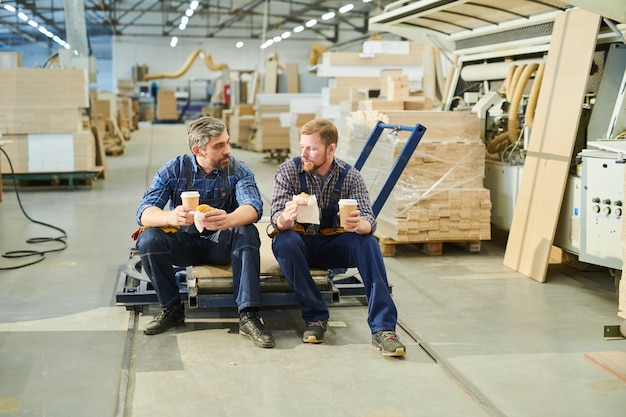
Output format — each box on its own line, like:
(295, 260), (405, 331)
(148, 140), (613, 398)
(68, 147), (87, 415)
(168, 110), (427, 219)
(253, 103), (290, 152)
(345, 110), (492, 255)
(250, 94), (320, 154)
(0, 68), (102, 178)
(226, 104), (255, 148)
(94, 92), (132, 156)
(156, 89), (179, 121)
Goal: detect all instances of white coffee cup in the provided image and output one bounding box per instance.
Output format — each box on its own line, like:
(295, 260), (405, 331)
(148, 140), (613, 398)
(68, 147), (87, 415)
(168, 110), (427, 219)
(181, 191), (200, 209)
(338, 199), (358, 228)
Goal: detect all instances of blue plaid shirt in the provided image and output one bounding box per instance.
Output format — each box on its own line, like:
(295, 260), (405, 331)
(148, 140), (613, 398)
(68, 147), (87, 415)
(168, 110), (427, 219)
(136, 154), (263, 226)
(270, 157), (376, 232)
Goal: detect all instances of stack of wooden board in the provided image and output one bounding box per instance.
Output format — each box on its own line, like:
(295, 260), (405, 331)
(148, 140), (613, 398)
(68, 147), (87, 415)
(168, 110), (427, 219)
(226, 104), (256, 148)
(0, 68), (102, 181)
(345, 110), (492, 256)
(156, 89), (178, 121)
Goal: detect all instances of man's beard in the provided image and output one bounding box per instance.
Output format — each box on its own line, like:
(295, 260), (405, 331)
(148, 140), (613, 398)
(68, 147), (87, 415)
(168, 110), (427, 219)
(302, 159), (315, 172)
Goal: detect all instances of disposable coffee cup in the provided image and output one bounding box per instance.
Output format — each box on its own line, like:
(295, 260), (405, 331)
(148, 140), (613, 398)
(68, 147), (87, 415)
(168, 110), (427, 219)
(338, 199), (358, 228)
(181, 191), (200, 209)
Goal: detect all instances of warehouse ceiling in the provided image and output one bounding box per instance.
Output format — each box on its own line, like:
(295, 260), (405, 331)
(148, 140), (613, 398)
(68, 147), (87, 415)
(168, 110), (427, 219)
(0, 0), (397, 50)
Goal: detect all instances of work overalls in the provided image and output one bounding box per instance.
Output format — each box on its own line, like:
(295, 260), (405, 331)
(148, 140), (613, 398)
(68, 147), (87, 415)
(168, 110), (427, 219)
(136, 155), (262, 312)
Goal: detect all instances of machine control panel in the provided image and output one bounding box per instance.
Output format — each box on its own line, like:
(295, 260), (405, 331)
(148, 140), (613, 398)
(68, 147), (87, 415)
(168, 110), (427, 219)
(580, 150), (624, 270)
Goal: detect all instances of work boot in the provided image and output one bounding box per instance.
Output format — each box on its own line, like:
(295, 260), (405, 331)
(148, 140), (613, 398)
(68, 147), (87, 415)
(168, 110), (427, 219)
(372, 330), (406, 357)
(144, 302), (185, 335)
(239, 310), (275, 348)
(303, 320), (327, 344)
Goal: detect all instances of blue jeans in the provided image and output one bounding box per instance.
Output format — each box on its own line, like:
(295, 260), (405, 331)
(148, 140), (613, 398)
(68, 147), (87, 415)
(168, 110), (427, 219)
(136, 225), (262, 312)
(272, 231), (398, 333)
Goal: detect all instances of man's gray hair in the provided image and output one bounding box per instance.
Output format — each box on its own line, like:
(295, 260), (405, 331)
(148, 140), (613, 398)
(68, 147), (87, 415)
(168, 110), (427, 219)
(186, 116), (226, 150)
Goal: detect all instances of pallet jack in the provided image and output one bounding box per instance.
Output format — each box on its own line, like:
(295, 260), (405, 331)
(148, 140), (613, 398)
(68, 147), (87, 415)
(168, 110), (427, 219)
(116, 121), (426, 311)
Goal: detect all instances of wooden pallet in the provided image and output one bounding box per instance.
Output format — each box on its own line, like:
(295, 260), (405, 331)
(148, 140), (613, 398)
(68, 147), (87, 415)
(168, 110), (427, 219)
(2, 167), (105, 189)
(377, 236), (481, 257)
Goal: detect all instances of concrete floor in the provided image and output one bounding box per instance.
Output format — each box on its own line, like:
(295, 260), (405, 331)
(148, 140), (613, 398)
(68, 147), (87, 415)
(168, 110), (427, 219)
(1, 121), (625, 417)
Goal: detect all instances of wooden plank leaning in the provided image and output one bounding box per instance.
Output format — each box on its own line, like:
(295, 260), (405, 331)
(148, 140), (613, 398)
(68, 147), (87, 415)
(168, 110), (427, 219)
(503, 8), (601, 282)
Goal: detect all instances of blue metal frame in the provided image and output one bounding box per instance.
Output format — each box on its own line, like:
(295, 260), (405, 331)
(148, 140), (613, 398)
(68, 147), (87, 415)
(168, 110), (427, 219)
(353, 121), (427, 217)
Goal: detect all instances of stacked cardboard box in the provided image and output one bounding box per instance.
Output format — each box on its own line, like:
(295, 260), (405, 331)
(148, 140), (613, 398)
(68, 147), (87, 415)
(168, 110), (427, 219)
(0, 68), (98, 175)
(345, 110), (491, 244)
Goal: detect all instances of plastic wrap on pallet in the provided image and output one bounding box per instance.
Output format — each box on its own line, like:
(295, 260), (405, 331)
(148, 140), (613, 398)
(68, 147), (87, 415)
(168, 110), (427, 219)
(342, 110), (492, 243)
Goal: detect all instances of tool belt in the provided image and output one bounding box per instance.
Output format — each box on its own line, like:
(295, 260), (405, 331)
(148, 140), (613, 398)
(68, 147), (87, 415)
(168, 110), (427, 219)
(267, 223), (344, 238)
(131, 225), (180, 241)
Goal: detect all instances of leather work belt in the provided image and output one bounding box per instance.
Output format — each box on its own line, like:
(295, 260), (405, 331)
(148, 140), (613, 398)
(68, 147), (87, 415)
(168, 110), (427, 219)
(267, 223), (344, 238)
(294, 223), (344, 236)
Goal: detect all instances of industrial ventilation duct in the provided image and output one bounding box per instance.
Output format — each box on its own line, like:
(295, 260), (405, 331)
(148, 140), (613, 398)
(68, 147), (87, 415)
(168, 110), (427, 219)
(64, 0), (89, 56)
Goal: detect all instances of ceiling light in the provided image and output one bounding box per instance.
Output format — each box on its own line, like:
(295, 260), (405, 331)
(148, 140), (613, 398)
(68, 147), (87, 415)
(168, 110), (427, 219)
(235, 41), (244, 48)
(273, 35), (282, 43)
(190, 1), (199, 10)
(3, 4), (16, 12)
(178, 23), (186, 30)
(28, 20), (38, 28)
(17, 12), (28, 21)
(305, 19), (317, 28)
(362, 0), (373, 3)
(293, 25), (304, 33)
(170, 37), (178, 47)
(281, 31), (291, 39)
(339, 4), (354, 13)
(185, 9), (194, 17)
(322, 12), (335, 20)
(181, 16), (189, 25)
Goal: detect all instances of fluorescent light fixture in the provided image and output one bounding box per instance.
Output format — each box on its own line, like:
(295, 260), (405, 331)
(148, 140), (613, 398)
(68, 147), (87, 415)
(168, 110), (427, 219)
(185, 9), (194, 17)
(190, 1), (199, 10)
(235, 41), (244, 48)
(339, 4), (354, 13)
(17, 12), (28, 21)
(293, 25), (304, 33)
(362, 0), (373, 3)
(305, 19), (317, 28)
(170, 36), (179, 47)
(281, 31), (291, 39)
(28, 20), (38, 28)
(322, 12), (335, 20)
(181, 16), (189, 25)
(273, 35), (282, 42)
(3, 4), (16, 12)
(179, 23), (186, 30)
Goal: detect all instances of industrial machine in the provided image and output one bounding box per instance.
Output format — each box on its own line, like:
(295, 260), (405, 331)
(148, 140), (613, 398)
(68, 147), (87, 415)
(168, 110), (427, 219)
(116, 121), (427, 310)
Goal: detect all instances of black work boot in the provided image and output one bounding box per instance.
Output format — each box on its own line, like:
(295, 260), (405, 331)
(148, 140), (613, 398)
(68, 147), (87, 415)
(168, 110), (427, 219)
(144, 302), (185, 335)
(239, 310), (275, 348)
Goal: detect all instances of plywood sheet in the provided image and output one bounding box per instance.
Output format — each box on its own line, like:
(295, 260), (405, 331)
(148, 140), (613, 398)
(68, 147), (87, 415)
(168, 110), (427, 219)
(503, 8), (601, 282)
